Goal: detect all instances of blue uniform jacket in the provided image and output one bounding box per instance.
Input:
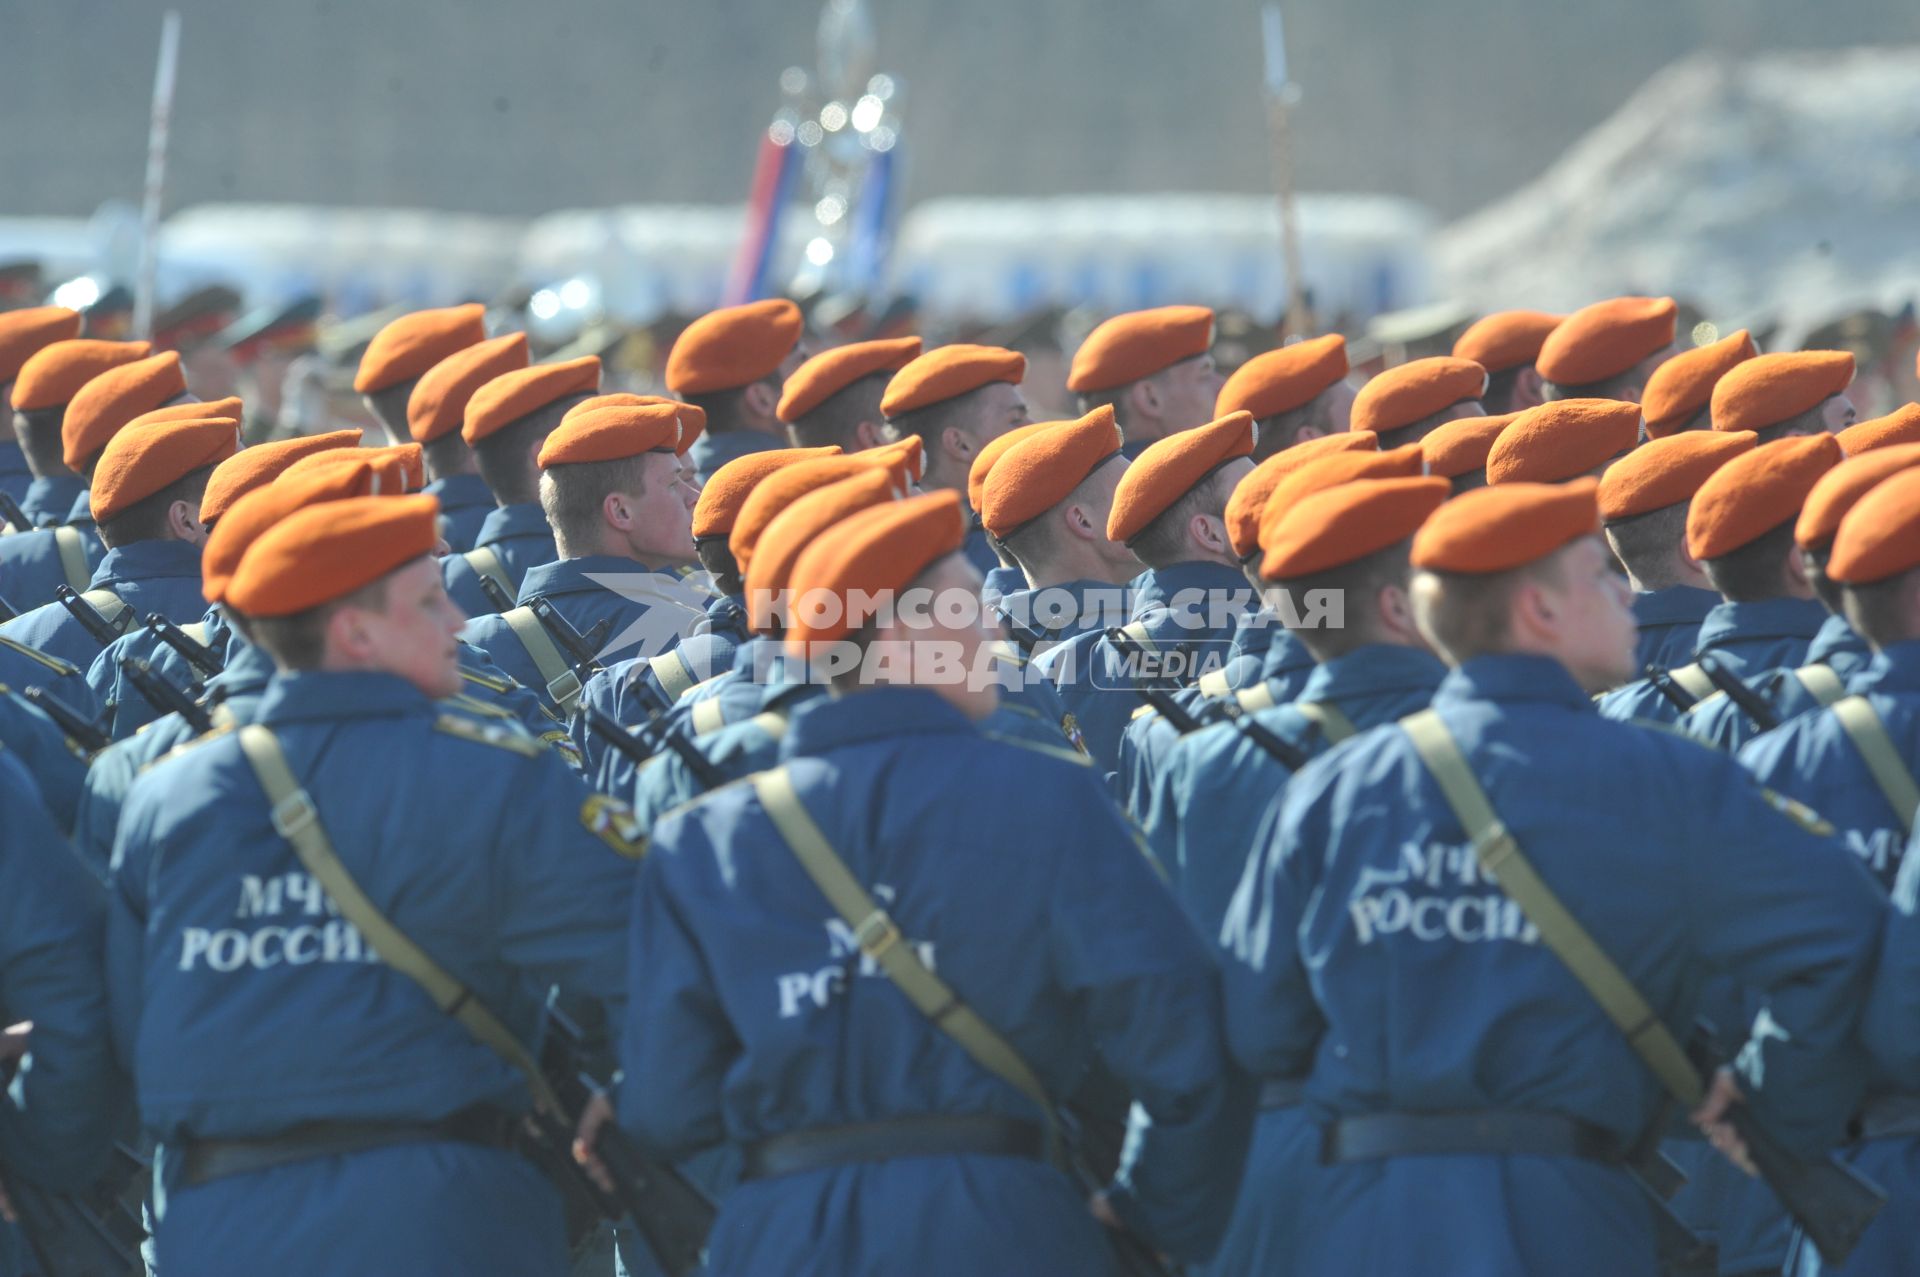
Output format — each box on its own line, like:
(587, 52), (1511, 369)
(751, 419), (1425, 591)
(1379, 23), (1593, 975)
(0, 539), (207, 674)
(689, 429), (782, 489)
(0, 689), (89, 835)
(630, 680), (824, 827)
(440, 501), (558, 617)
(0, 636), (101, 723)
(1862, 839), (1920, 1276)
(0, 442), (28, 510)
(1597, 595), (1829, 725)
(980, 563), (1026, 607)
(1222, 654), (1884, 1277)
(0, 523), (106, 615)
(995, 578), (1132, 657)
(622, 688), (1250, 1272)
(107, 671), (635, 1277)
(1632, 584), (1718, 673)
(17, 474), (84, 529)
(574, 591), (752, 768)
(1682, 612), (1875, 754)
(423, 471), (493, 553)
(961, 522), (998, 577)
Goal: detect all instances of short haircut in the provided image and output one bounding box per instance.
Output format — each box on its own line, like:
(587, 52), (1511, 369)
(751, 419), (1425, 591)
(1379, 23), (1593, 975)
(1603, 503), (1690, 590)
(14, 406), (68, 476)
(422, 430), (473, 484)
(696, 538), (742, 598)
(1412, 552), (1566, 666)
(1252, 389), (1341, 460)
(96, 465), (215, 549)
(887, 389), (977, 449)
(1747, 404), (1829, 446)
(681, 380), (764, 436)
(999, 464), (1112, 577)
(1841, 570), (1920, 650)
(1075, 387), (1129, 431)
(1800, 543), (1844, 614)
(1543, 371), (1638, 402)
(1269, 539), (1412, 661)
(1374, 403), (1465, 451)
(359, 380), (413, 445)
(538, 453), (651, 550)
(473, 394), (587, 505)
(1480, 366), (1526, 415)
(1701, 521), (1797, 602)
(786, 373), (888, 450)
(1449, 469), (1488, 495)
(1127, 468), (1236, 568)
(247, 574), (392, 671)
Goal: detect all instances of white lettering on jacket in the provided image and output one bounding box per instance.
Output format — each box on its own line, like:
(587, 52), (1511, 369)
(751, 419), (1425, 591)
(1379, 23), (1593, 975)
(773, 884), (938, 1018)
(1346, 841), (1541, 947)
(177, 873), (376, 972)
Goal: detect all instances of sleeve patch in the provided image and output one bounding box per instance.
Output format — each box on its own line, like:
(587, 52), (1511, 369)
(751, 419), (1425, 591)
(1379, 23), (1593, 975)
(581, 793), (647, 860)
(1758, 787), (1835, 837)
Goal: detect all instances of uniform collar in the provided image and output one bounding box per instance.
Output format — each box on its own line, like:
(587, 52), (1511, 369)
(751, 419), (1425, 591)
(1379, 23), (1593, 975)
(779, 685), (975, 759)
(1632, 584), (1717, 626)
(23, 474), (83, 517)
(0, 440), (28, 476)
(91, 537), (204, 587)
(998, 578), (1131, 637)
(1694, 596), (1827, 654)
(65, 489), (94, 526)
(256, 669), (437, 724)
(1129, 560), (1250, 615)
(1231, 615), (1277, 657)
(1806, 612), (1869, 668)
(1297, 643), (1448, 704)
(1433, 652), (1594, 712)
(1856, 641), (1920, 694)
(515, 554), (656, 604)
(1260, 626), (1317, 679)
(208, 636), (278, 696)
(473, 501), (551, 548)
(422, 471), (493, 508)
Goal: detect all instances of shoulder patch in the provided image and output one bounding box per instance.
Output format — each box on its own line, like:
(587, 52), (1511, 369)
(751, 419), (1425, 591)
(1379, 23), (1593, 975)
(433, 712), (543, 757)
(0, 635), (79, 677)
(580, 793), (647, 859)
(982, 731), (1095, 767)
(541, 729), (585, 768)
(445, 691), (516, 720)
(1758, 786), (1835, 837)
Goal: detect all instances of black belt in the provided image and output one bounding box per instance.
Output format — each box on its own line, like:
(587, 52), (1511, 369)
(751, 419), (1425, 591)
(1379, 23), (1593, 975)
(1321, 1111), (1625, 1165)
(741, 1114), (1046, 1181)
(1258, 1078), (1305, 1110)
(1854, 1093), (1920, 1142)
(179, 1106), (522, 1187)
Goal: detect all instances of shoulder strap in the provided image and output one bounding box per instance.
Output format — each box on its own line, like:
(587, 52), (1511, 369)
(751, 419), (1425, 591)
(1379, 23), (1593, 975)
(1794, 663), (1847, 709)
(689, 697), (729, 736)
(52, 526), (92, 593)
(80, 586), (132, 635)
(1118, 619), (1157, 654)
(1398, 709), (1704, 1106)
(749, 765), (1058, 1147)
(1196, 669), (1231, 699)
(1294, 699), (1358, 743)
(234, 724), (561, 1114)
(1667, 662), (1714, 703)
(462, 545), (517, 603)
(648, 650), (698, 705)
(1236, 683), (1278, 713)
(501, 606), (583, 714)
(744, 709), (790, 741)
(1828, 696), (1920, 837)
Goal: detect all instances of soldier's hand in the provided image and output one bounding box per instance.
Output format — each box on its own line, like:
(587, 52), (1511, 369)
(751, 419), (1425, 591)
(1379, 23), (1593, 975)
(572, 1091), (618, 1194)
(1691, 1067), (1757, 1177)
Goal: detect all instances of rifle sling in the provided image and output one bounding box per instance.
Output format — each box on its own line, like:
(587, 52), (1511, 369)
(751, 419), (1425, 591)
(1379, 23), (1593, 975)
(1793, 663), (1846, 709)
(502, 606), (583, 713)
(53, 527), (92, 594)
(1294, 699), (1357, 743)
(1828, 696), (1920, 837)
(1667, 663), (1714, 703)
(463, 545), (517, 602)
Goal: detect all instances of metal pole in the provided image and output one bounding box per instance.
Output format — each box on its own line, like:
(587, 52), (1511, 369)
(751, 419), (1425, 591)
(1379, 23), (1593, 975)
(134, 11), (182, 341)
(1262, 5), (1309, 340)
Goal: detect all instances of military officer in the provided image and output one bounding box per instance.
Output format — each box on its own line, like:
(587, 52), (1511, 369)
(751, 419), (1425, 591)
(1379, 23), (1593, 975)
(0, 307), (82, 511)
(1640, 329), (1758, 439)
(1420, 412), (1517, 492)
(1535, 296), (1679, 403)
(1348, 355), (1489, 450)
(1451, 310), (1561, 415)
(1067, 305), (1222, 458)
(665, 299), (808, 487)
(407, 331), (532, 555)
(777, 336), (921, 452)
(1213, 333), (1355, 459)
(1484, 398), (1640, 485)
(1710, 350), (1857, 442)
(1221, 477), (1884, 1277)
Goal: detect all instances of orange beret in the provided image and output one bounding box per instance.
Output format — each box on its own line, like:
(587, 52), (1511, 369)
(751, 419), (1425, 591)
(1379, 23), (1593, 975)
(881, 344), (1025, 418)
(90, 417), (240, 524)
(1349, 357), (1488, 437)
(1795, 443), (1920, 550)
(1451, 311), (1563, 375)
(133, 395), (242, 430)
(561, 393), (707, 448)
(1640, 329), (1757, 438)
(1263, 475), (1451, 581)
(1535, 296), (1677, 386)
(538, 403), (689, 468)
(280, 445), (418, 495)
(226, 494), (440, 618)
(1259, 445), (1426, 554)
(0, 307), (82, 383)
(362, 443), (425, 492)
(1485, 399), (1641, 486)
(1597, 430), (1755, 523)
(1223, 432), (1380, 560)
(62, 352), (189, 471)
(11, 339), (151, 413)
(1710, 350), (1855, 434)
(1828, 466), (1920, 585)
(406, 332), (529, 443)
(462, 356), (599, 445)
(203, 460), (389, 603)
(1215, 334), (1348, 421)
(784, 490), (966, 655)
(730, 455), (885, 576)
(693, 445), (842, 541)
(746, 467), (906, 632)
(199, 429), (363, 524)
(1838, 404), (1920, 455)
(777, 337), (922, 424)
(1107, 412), (1256, 544)
(1066, 305), (1213, 394)
(665, 299), (803, 396)
(1686, 432), (1842, 560)
(1421, 413), (1519, 479)
(1411, 478), (1602, 575)
(865, 435), (924, 485)
(966, 420), (1055, 515)
(981, 407), (1127, 539)
(353, 304), (488, 394)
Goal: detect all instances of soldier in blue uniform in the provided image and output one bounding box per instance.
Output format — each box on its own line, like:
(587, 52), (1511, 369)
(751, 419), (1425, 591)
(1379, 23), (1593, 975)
(1065, 305), (1221, 459)
(598, 490), (1249, 1274)
(1349, 355), (1490, 452)
(6, 335), (147, 530)
(1453, 310), (1561, 416)
(440, 355), (598, 616)
(1599, 434), (1841, 724)
(777, 336), (922, 452)
(0, 307), (83, 514)
(1421, 412), (1519, 493)
(665, 299), (808, 487)
(1220, 478), (1885, 1277)
(406, 330), (532, 558)
(0, 685), (92, 835)
(1216, 333), (1355, 459)
(106, 492), (636, 1276)
(1532, 295), (1678, 404)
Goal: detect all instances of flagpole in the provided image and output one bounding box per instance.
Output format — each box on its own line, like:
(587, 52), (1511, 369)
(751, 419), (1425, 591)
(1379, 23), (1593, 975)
(134, 11), (182, 340)
(1261, 4), (1310, 340)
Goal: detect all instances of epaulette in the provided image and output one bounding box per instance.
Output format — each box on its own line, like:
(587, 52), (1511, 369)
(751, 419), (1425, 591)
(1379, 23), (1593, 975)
(444, 691), (516, 720)
(982, 731), (1094, 767)
(690, 697), (730, 736)
(1758, 787), (1835, 837)
(1235, 684), (1278, 713)
(0, 635), (79, 677)
(1622, 716), (1729, 755)
(1129, 704), (1158, 724)
(459, 665), (514, 695)
(1196, 669), (1233, 699)
(433, 712), (542, 757)
(141, 722), (237, 772)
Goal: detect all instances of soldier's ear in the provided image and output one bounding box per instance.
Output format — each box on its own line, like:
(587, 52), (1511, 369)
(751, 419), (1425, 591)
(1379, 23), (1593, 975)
(1127, 377), (1161, 421)
(939, 424), (974, 468)
(742, 379), (781, 425)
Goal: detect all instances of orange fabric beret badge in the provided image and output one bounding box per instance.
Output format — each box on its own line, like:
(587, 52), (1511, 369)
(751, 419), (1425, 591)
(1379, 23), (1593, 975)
(881, 344), (1026, 418)
(1067, 305), (1214, 394)
(1710, 351), (1854, 434)
(63, 352), (190, 471)
(199, 429), (363, 524)
(730, 455), (886, 575)
(226, 494), (441, 618)
(0, 307), (82, 382)
(1598, 429), (1755, 523)
(1795, 443), (1920, 550)
(1349, 357), (1487, 437)
(1412, 478), (1602, 574)
(1451, 311), (1562, 374)
(354, 304), (488, 394)
(1686, 432), (1842, 560)
(538, 403), (689, 467)
(1837, 404), (1920, 455)
(784, 490), (967, 655)
(1222, 432), (1378, 560)
(746, 468), (905, 631)
(777, 337), (922, 424)
(1258, 445), (1425, 555)
(1828, 466), (1920, 585)
(407, 332), (530, 443)
(1534, 296), (1677, 386)
(1215, 334), (1348, 421)
(982, 406), (1126, 539)
(463, 356), (600, 445)
(1486, 399), (1641, 485)
(1107, 411), (1256, 543)
(10, 339), (150, 412)
(693, 446), (842, 541)
(665, 299), (804, 396)
(1640, 329), (1757, 438)
(90, 417), (240, 523)
(202, 460), (389, 603)
(1421, 413), (1518, 479)
(1263, 475), (1451, 581)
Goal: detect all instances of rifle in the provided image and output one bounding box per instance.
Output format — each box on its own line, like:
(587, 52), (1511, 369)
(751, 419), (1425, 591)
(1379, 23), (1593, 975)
(584, 704), (727, 793)
(1646, 665), (1700, 714)
(525, 597), (613, 708)
(121, 656), (214, 735)
(54, 585), (130, 649)
(0, 1058), (146, 1276)
(537, 1001), (715, 1277)
(1697, 654), (1782, 733)
(476, 571), (518, 616)
(145, 613), (224, 679)
(20, 687), (109, 755)
(1104, 627), (1209, 735)
(1106, 627), (1310, 770)
(0, 489), (32, 533)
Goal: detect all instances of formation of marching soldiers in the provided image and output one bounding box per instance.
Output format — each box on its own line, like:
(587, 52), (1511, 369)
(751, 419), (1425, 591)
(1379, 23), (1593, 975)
(0, 289), (1917, 1277)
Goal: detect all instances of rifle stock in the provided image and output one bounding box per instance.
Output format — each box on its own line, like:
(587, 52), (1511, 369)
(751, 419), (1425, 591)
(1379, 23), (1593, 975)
(1697, 654), (1781, 732)
(53, 585), (127, 650)
(121, 657), (214, 735)
(145, 613), (224, 678)
(21, 687), (109, 755)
